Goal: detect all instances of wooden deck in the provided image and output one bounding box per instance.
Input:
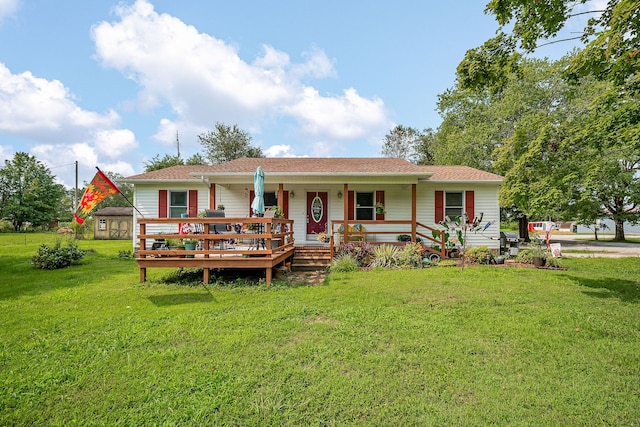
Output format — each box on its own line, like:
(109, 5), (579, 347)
(136, 216), (447, 285)
(136, 217), (295, 285)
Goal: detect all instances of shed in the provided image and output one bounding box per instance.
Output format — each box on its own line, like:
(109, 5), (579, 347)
(93, 207), (133, 240)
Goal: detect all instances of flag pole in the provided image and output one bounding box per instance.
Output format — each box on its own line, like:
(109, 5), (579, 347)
(95, 167), (144, 218)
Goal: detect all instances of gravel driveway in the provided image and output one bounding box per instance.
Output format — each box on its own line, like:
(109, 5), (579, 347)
(545, 234), (640, 258)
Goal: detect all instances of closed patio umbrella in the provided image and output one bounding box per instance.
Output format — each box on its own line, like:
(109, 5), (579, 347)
(251, 166), (265, 216)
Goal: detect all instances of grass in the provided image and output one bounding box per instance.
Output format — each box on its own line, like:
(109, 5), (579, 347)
(1, 233), (639, 425)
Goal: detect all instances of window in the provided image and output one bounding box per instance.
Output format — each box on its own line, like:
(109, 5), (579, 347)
(264, 192), (277, 209)
(445, 192), (463, 218)
(98, 219), (107, 230)
(169, 191), (188, 217)
(355, 192), (374, 220)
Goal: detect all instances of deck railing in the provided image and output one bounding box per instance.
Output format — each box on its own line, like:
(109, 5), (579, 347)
(136, 216), (295, 285)
(328, 219), (446, 259)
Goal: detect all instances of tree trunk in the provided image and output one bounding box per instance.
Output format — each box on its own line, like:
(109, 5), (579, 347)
(518, 215), (530, 242)
(614, 219), (626, 241)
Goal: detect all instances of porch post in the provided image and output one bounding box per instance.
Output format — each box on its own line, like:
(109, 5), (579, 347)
(343, 183), (349, 242)
(209, 184), (216, 210)
(278, 183), (284, 212)
(411, 183), (417, 241)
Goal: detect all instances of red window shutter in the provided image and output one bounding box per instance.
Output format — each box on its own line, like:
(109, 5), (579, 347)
(158, 190), (168, 218)
(348, 191), (355, 221)
(188, 190), (198, 217)
(375, 190), (385, 220)
(434, 191), (444, 223)
(465, 190), (475, 223)
(249, 190), (255, 216)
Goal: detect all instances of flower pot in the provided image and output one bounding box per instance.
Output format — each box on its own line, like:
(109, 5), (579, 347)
(184, 241), (197, 258)
(532, 256), (546, 267)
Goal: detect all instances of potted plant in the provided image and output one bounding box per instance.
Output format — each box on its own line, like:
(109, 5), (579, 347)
(528, 235), (547, 267)
(217, 204), (225, 211)
(182, 237), (198, 258)
(375, 202), (386, 214)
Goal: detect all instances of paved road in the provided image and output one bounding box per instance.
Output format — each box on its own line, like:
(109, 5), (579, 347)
(545, 234), (640, 258)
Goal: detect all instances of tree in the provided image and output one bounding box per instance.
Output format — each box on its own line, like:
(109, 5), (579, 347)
(198, 123), (263, 165)
(381, 125), (420, 161)
(144, 154), (183, 172)
(457, 1), (639, 96)
(568, 87), (640, 240)
(453, 1), (640, 240)
(414, 128), (436, 165)
(0, 152), (66, 231)
(184, 153), (207, 165)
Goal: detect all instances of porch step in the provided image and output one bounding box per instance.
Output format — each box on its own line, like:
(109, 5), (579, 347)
(292, 246), (332, 271)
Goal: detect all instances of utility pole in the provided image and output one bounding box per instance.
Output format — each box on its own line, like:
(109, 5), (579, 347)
(176, 130), (181, 159)
(74, 160), (78, 210)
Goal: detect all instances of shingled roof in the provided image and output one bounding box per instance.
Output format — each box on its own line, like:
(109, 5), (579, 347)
(123, 158), (502, 182)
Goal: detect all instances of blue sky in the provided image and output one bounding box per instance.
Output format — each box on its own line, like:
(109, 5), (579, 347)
(0, 0), (587, 188)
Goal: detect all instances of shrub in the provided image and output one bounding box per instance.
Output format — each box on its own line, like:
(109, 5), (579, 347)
(370, 244), (401, 269)
(514, 249), (533, 264)
(545, 256), (563, 269)
(330, 254), (360, 273)
(336, 242), (374, 266)
(464, 245), (493, 264)
(398, 243), (424, 268)
(32, 241), (84, 270)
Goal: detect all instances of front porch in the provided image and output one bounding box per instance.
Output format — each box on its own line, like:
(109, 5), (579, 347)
(135, 216), (446, 285)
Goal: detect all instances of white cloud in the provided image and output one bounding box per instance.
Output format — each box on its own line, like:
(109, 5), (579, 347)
(263, 144), (306, 158)
(0, 0), (19, 23)
(91, 0), (389, 146)
(0, 63), (120, 142)
(94, 129), (138, 159)
(100, 160), (136, 177)
(287, 87), (389, 140)
(0, 143), (12, 162)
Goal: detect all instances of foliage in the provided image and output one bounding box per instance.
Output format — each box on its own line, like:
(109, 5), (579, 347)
(545, 255), (563, 269)
(166, 238), (184, 248)
(381, 125), (420, 161)
(381, 125), (436, 165)
(144, 153), (183, 171)
(436, 259), (459, 267)
(397, 243), (424, 268)
(464, 245), (493, 265)
(514, 248), (533, 264)
(31, 241), (84, 269)
(118, 249), (134, 259)
(369, 244), (401, 269)
(198, 122), (263, 165)
(0, 152), (66, 231)
(457, 1), (639, 96)
(414, 127), (436, 165)
(526, 234), (549, 259)
(330, 253), (359, 273)
(451, 2), (640, 241)
(439, 53), (639, 241)
(336, 242), (374, 266)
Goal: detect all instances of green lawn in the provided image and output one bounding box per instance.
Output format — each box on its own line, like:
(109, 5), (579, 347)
(1, 233), (639, 426)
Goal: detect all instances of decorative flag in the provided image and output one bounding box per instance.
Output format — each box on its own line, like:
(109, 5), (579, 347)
(74, 169), (121, 224)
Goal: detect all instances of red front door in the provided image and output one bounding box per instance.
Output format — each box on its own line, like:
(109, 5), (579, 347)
(307, 192), (328, 236)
